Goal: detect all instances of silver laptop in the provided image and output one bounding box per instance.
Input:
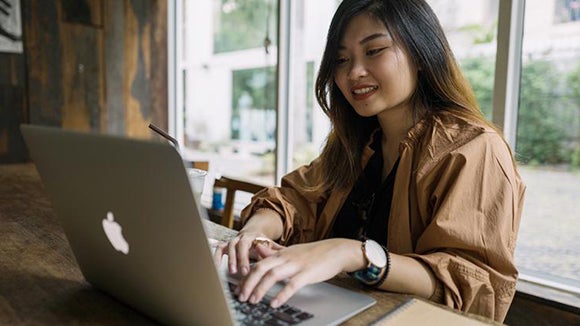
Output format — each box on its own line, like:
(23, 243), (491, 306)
(21, 124), (376, 326)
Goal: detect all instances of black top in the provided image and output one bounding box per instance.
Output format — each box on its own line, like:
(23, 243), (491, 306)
(330, 133), (399, 245)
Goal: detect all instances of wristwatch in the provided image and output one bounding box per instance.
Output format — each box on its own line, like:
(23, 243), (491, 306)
(351, 239), (387, 285)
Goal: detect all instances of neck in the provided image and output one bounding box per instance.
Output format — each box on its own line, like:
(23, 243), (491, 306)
(377, 106), (414, 149)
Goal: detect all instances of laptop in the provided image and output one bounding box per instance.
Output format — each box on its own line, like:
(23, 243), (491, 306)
(21, 124), (376, 326)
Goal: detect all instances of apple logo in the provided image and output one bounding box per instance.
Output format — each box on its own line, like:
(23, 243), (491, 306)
(102, 211), (130, 254)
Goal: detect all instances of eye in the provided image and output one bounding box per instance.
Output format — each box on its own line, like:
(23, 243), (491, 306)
(367, 47), (386, 56)
(336, 56), (349, 65)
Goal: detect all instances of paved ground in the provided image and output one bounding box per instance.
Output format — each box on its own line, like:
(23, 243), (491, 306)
(515, 166), (580, 286)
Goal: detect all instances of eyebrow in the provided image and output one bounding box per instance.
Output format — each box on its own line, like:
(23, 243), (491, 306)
(338, 33), (390, 50)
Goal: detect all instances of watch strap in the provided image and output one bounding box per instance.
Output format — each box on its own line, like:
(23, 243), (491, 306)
(349, 240), (389, 286)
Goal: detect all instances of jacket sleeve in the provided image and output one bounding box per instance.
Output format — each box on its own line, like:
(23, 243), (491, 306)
(407, 132), (525, 322)
(240, 158), (329, 245)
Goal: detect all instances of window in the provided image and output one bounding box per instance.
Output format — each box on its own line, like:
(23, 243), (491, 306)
(515, 0), (580, 290)
(170, 0), (580, 299)
(174, 0), (279, 188)
(173, 0), (340, 188)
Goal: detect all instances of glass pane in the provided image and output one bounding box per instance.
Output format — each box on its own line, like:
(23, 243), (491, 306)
(515, 0), (580, 286)
(288, 0), (338, 170)
(180, 0), (278, 187)
(554, 0), (580, 23)
(427, 0), (499, 120)
(214, 0), (278, 53)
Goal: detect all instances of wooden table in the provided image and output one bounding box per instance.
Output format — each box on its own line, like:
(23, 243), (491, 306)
(0, 164), (498, 325)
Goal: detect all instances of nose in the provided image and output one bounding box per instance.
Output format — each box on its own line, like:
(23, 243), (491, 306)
(347, 60), (368, 80)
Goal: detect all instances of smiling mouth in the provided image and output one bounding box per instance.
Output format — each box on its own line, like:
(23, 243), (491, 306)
(352, 86), (378, 95)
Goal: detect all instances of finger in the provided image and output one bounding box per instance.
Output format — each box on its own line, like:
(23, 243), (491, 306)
(270, 272), (310, 308)
(254, 242), (281, 259)
(207, 238), (220, 250)
(249, 262), (301, 305)
(236, 236), (254, 276)
(227, 238), (240, 274)
(269, 242), (286, 251)
(213, 242), (227, 266)
(237, 256), (284, 302)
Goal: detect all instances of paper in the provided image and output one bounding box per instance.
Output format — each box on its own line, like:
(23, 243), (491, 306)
(372, 298), (494, 326)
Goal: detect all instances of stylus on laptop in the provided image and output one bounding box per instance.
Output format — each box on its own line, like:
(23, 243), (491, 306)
(148, 123), (179, 150)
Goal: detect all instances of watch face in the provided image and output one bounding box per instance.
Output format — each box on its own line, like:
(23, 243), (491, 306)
(365, 240), (387, 267)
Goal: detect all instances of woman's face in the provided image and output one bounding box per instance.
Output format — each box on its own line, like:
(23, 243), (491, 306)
(334, 13), (418, 118)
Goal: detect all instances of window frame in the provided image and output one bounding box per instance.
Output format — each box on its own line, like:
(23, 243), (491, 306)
(167, 0), (580, 305)
(494, 0), (580, 305)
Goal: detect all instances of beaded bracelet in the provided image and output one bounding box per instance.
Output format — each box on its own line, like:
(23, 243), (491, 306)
(372, 245), (391, 288)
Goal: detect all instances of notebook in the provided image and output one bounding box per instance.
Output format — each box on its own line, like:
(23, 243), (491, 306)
(371, 298), (491, 326)
(21, 124), (376, 326)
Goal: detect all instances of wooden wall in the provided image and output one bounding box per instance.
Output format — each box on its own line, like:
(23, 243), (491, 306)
(0, 0), (167, 163)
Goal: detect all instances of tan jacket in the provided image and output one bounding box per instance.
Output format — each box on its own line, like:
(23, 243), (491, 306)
(241, 112), (526, 322)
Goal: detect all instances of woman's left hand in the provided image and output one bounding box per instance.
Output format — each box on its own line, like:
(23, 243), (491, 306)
(236, 238), (363, 308)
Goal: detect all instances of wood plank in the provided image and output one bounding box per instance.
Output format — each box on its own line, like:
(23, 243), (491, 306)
(0, 52), (28, 163)
(123, 0), (151, 138)
(25, 0), (64, 126)
(123, 0), (168, 138)
(57, 2), (104, 131)
(149, 0), (168, 131)
(0, 85), (27, 163)
(61, 0), (103, 27)
(104, 0), (125, 134)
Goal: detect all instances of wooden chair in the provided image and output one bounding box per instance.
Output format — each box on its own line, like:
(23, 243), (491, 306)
(213, 176), (266, 229)
(191, 161), (209, 171)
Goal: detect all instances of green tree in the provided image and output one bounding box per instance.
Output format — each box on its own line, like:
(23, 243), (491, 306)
(461, 57), (576, 166)
(460, 57), (495, 119)
(231, 67), (276, 140)
(516, 60), (568, 165)
(214, 0), (277, 53)
(566, 63), (580, 167)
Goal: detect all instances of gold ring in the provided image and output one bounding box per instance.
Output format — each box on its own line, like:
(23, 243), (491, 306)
(252, 237), (272, 247)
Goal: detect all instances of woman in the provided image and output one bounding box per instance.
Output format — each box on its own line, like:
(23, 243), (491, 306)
(214, 0), (525, 322)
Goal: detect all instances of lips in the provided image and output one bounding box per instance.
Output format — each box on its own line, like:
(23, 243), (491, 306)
(350, 85), (378, 100)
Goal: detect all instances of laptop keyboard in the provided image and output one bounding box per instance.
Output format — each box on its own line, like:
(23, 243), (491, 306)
(227, 282), (314, 325)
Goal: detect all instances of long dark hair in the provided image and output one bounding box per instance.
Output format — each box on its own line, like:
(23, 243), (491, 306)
(314, 0), (489, 191)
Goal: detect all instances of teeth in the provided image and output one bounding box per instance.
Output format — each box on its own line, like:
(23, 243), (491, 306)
(353, 86), (377, 95)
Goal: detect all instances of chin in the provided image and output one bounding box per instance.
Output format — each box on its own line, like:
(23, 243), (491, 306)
(353, 107), (380, 118)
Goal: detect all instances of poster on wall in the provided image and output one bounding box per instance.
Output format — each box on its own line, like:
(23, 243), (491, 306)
(0, 0), (22, 53)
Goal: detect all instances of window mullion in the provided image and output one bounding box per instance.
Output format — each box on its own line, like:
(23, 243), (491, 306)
(492, 0), (525, 149)
(276, 0), (292, 184)
(168, 0), (177, 137)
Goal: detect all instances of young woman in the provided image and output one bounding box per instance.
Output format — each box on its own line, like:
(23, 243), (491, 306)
(214, 0), (525, 322)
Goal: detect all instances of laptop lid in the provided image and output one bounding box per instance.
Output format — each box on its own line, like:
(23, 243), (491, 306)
(21, 124), (376, 325)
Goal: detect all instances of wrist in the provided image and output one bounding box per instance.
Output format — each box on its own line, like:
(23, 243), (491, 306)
(244, 209), (283, 240)
(343, 239), (369, 273)
(349, 239), (391, 287)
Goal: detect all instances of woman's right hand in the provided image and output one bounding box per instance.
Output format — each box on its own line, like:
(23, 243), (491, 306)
(213, 231), (285, 276)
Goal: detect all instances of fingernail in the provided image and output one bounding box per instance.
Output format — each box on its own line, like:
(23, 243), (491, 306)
(230, 265), (237, 274)
(241, 266), (249, 276)
(270, 299), (279, 308)
(249, 295), (257, 304)
(238, 293), (246, 301)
